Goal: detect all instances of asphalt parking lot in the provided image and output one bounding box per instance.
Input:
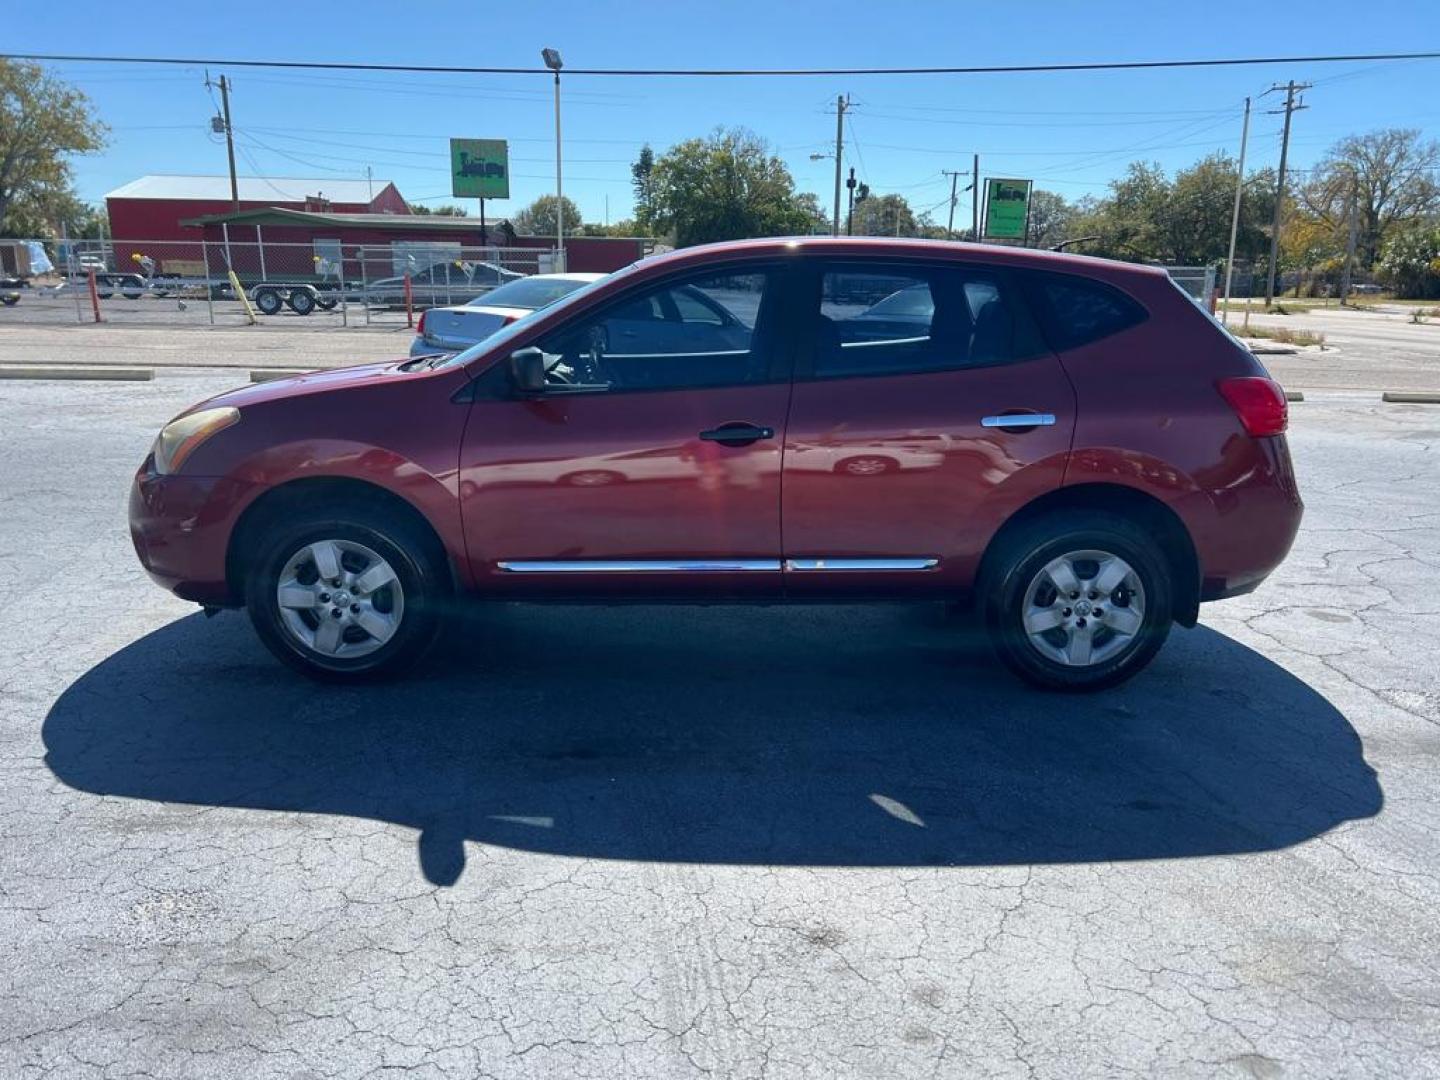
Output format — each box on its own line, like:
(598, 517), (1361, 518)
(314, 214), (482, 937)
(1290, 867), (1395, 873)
(2, 371), (1438, 1078)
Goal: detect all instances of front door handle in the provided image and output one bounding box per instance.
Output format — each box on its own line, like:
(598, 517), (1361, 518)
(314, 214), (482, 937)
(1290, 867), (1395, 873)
(699, 422), (775, 446)
(981, 412), (1057, 430)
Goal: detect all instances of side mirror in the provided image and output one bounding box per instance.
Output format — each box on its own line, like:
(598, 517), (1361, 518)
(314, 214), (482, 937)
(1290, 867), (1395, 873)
(507, 347), (546, 394)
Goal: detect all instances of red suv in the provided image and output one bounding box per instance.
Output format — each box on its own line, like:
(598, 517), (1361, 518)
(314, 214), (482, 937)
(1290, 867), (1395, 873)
(129, 238), (1301, 690)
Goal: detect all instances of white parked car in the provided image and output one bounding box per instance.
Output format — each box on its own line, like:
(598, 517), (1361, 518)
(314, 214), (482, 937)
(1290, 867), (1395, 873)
(410, 273), (604, 357)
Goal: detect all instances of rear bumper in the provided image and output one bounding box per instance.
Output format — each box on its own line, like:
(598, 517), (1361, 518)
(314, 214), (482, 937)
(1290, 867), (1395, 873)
(128, 462), (256, 606)
(1191, 435), (1304, 603)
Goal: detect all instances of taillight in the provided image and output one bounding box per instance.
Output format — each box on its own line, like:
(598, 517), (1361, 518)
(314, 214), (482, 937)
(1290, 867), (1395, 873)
(416, 309), (427, 337)
(1217, 377), (1288, 437)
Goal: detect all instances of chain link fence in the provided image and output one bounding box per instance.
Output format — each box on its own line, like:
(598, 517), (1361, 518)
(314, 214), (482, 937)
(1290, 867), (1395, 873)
(0, 238), (554, 328)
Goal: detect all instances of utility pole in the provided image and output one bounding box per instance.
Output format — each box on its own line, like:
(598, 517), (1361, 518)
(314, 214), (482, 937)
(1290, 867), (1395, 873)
(1263, 80), (1310, 308)
(971, 153), (981, 241)
(207, 73), (240, 211)
(831, 94), (850, 236)
(1340, 166), (1359, 304)
(942, 169), (969, 239)
(1221, 97), (1252, 324)
(845, 167), (857, 235)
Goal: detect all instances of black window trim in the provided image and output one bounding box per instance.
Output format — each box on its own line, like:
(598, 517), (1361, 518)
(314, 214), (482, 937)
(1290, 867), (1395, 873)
(791, 255), (1053, 383)
(468, 258), (802, 401)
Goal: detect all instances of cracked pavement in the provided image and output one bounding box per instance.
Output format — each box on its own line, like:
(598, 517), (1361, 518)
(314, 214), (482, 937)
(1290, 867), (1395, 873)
(0, 373), (1437, 1078)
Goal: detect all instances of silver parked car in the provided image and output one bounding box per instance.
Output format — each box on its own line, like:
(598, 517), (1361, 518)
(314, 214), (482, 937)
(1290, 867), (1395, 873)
(409, 272), (604, 357)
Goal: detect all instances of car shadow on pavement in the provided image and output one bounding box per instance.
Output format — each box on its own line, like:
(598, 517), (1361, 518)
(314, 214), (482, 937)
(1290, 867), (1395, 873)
(43, 604), (1382, 886)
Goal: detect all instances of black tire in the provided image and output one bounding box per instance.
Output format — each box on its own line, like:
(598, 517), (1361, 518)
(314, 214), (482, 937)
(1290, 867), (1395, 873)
(0, 295), (18, 306)
(979, 510), (1173, 692)
(120, 275), (144, 299)
(244, 507), (447, 682)
(315, 295), (338, 310)
(254, 289), (283, 316)
(286, 289), (317, 316)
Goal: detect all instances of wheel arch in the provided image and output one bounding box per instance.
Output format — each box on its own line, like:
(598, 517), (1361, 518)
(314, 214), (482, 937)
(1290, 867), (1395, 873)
(978, 482), (1201, 627)
(226, 476), (454, 605)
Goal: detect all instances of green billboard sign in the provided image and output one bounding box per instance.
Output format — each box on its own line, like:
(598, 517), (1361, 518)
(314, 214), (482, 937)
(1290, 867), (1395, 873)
(983, 178), (1032, 240)
(449, 139), (510, 199)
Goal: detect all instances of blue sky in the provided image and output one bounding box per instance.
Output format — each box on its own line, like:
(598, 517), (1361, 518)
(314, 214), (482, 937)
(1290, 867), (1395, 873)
(12, 0), (1440, 225)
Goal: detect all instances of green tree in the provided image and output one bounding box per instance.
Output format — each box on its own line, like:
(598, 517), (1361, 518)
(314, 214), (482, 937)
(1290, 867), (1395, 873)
(0, 60), (107, 236)
(631, 144), (656, 229)
(850, 192), (920, 237)
(1067, 157), (1274, 266)
(0, 188), (106, 240)
(1300, 129), (1440, 269)
(1378, 222), (1440, 299)
(511, 194), (582, 237)
(407, 203), (469, 216)
(647, 128), (819, 246)
(578, 218), (652, 237)
(1025, 189), (1077, 249)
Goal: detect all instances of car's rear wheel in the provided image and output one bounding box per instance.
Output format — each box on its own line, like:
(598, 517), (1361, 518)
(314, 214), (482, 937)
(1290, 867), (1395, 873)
(244, 509), (446, 681)
(980, 511), (1173, 691)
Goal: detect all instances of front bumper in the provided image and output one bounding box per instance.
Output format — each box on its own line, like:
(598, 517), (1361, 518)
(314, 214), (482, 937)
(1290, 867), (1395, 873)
(128, 462), (257, 605)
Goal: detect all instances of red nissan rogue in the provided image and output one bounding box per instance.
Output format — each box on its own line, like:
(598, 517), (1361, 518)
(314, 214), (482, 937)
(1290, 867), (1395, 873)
(129, 238), (1301, 690)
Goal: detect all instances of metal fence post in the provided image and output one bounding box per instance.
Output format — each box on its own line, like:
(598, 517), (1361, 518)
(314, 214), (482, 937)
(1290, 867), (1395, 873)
(256, 225), (267, 280)
(363, 248), (372, 326)
(87, 269), (103, 323)
(203, 241), (216, 325)
(69, 251), (85, 324)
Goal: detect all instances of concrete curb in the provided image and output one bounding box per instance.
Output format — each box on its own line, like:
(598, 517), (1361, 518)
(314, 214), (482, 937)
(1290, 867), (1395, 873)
(1381, 391), (1440, 404)
(0, 366), (153, 381)
(1285, 391), (1305, 402)
(249, 370), (309, 383)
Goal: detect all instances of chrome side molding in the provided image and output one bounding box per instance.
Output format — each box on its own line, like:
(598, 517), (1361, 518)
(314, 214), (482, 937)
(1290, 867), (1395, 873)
(496, 559), (782, 573)
(784, 558), (939, 571)
(981, 413), (1057, 428)
(495, 558), (940, 573)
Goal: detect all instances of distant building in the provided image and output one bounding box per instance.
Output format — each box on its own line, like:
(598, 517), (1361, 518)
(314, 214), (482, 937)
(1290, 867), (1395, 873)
(105, 175), (409, 247)
(102, 173), (647, 279)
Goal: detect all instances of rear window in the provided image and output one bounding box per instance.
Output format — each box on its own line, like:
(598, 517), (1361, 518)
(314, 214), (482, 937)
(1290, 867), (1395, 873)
(1030, 272), (1147, 351)
(467, 276), (594, 310)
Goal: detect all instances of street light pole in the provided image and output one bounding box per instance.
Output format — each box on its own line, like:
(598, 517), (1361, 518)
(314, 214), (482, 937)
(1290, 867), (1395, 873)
(542, 48), (565, 271)
(1221, 96), (1251, 324)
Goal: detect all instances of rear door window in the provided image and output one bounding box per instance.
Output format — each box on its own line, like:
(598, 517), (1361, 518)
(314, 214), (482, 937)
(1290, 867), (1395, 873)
(807, 262), (1041, 379)
(1029, 272), (1147, 350)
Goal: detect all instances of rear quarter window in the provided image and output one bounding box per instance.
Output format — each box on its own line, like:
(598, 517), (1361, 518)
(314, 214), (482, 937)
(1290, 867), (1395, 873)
(1028, 271), (1148, 351)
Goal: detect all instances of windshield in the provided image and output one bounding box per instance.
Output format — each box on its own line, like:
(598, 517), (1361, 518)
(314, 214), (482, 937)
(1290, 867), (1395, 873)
(467, 276), (596, 310)
(436, 271), (622, 369)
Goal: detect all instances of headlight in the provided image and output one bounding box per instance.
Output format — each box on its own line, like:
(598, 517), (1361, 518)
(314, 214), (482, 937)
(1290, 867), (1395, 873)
(152, 407), (240, 474)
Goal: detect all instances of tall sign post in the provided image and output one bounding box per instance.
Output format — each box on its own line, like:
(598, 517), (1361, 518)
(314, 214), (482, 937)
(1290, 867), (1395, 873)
(450, 139), (510, 247)
(982, 178), (1034, 243)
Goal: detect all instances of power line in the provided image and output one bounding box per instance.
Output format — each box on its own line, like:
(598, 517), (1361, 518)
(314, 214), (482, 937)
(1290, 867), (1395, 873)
(8, 49), (1440, 77)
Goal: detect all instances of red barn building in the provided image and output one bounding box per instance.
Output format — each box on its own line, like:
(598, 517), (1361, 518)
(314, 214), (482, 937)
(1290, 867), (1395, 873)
(105, 174), (409, 248)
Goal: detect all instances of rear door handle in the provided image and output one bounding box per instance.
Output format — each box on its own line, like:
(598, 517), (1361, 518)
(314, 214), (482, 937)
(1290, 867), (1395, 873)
(981, 413), (1057, 429)
(699, 422), (775, 446)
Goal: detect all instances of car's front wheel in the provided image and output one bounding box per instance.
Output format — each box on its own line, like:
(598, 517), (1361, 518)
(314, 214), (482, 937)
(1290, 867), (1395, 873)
(980, 511), (1173, 691)
(245, 509), (446, 681)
